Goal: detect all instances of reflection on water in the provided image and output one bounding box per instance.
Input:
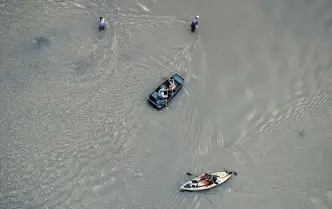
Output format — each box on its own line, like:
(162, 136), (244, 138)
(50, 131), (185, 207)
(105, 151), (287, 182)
(1, 0), (332, 208)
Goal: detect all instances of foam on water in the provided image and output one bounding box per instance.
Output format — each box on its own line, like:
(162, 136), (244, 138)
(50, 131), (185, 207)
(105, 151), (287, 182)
(136, 2), (150, 12)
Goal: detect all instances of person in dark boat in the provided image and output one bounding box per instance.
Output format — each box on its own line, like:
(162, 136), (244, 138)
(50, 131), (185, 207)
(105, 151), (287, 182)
(157, 88), (168, 100)
(99, 17), (106, 30)
(168, 79), (176, 91)
(191, 16), (199, 32)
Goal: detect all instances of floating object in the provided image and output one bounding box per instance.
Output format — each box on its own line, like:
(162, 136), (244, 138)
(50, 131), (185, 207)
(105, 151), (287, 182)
(180, 170), (237, 192)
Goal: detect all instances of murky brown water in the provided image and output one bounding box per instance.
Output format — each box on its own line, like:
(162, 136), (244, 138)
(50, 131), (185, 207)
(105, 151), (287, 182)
(1, 0), (332, 208)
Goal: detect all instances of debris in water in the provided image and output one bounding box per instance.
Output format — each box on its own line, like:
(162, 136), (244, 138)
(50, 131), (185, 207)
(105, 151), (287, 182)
(297, 129), (306, 139)
(137, 2), (150, 12)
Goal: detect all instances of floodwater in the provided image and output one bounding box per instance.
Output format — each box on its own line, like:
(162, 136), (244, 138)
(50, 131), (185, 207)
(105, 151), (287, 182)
(1, 0), (332, 208)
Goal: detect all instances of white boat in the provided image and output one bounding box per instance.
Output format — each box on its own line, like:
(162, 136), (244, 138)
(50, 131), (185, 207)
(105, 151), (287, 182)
(180, 171), (233, 191)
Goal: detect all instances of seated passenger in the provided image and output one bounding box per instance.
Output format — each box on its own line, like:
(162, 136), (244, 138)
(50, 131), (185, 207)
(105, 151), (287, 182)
(99, 17), (106, 30)
(200, 172), (213, 181)
(206, 172), (213, 180)
(168, 79), (176, 91)
(157, 88), (168, 99)
(200, 173), (208, 181)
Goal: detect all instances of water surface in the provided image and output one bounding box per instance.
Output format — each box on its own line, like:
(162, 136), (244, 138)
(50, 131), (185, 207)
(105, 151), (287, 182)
(1, 0), (332, 208)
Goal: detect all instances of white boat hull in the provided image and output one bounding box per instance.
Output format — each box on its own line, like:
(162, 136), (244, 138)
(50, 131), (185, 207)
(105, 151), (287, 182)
(180, 172), (232, 191)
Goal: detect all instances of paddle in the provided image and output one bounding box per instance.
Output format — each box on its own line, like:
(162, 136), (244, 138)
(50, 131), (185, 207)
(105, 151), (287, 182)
(187, 170), (237, 177)
(165, 89), (168, 108)
(224, 168), (238, 176)
(187, 172), (214, 181)
(159, 76), (170, 108)
(186, 172), (199, 177)
(205, 194), (212, 205)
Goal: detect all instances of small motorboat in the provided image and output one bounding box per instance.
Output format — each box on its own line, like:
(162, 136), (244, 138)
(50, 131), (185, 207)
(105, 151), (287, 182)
(148, 73), (184, 109)
(180, 171), (236, 192)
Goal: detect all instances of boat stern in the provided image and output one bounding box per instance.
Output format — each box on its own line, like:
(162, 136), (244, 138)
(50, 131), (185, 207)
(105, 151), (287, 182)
(148, 92), (165, 109)
(180, 182), (192, 191)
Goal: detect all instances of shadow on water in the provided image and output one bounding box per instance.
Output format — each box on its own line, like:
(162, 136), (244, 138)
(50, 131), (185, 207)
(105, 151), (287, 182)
(17, 29), (59, 54)
(297, 129), (306, 139)
(70, 57), (93, 75)
(31, 36), (52, 50)
(0, 30), (57, 91)
(69, 22), (114, 76)
(30, 28), (57, 51)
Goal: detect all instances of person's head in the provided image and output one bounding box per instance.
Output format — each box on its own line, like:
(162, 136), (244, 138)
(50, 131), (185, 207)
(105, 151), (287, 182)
(196, 16), (199, 19)
(100, 17), (103, 20)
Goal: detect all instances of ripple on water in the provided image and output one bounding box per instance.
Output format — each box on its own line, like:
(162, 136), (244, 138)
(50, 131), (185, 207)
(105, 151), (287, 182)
(113, 109), (190, 208)
(0, 93), (141, 208)
(93, 23), (196, 209)
(237, 89), (329, 163)
(232, 23), (332, 159)
(0, 1), (198, 208)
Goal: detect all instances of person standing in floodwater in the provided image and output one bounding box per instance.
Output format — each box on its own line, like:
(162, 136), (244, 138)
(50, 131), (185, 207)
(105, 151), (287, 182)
(191, 16), (199, 32)
(99, 17), (106, 30)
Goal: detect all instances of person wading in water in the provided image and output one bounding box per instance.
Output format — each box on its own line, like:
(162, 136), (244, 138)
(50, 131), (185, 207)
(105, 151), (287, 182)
(99, 17), (106, 30)
(191, 16), (199, 32)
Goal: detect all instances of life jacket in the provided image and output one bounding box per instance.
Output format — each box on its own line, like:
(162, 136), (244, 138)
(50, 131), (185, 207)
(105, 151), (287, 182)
(203, 180), (209, 185)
